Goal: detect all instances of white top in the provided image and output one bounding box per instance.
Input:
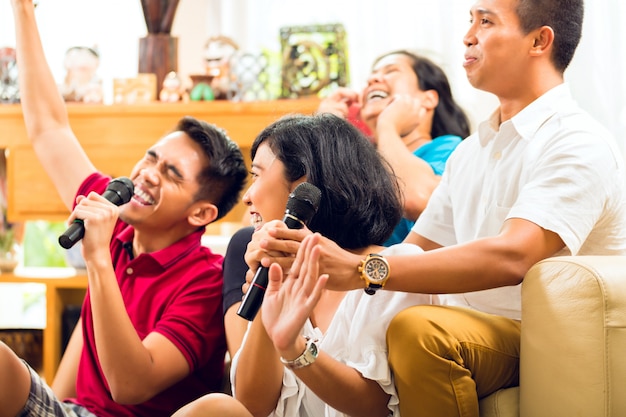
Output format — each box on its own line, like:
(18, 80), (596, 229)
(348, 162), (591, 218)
(414, 83), (626, 320)
(231, 244), (430, 417)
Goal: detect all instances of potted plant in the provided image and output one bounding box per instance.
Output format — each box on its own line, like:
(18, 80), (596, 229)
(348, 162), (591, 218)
(0, 209), (19, 273)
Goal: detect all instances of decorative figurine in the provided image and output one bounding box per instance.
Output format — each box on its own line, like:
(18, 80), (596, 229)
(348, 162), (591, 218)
(159, 71), (187, 102)
(59, 46), (103, 103)
(0, 47), (20, 104)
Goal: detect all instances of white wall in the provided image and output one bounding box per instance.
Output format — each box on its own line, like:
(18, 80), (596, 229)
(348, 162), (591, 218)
(1, 0), (625, 152)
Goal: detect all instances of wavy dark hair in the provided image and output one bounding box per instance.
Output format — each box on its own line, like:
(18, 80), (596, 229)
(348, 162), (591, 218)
(373, 50), (471, 139)
(251, 113), (403, 248)
(173, 116), (248, 221)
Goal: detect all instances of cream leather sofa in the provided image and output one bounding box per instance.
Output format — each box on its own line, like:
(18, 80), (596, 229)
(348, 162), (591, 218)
(479, 256), (626, 417)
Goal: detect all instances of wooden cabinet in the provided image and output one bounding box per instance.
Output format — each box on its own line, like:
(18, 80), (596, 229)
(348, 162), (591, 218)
(0, 270), (87, 383)
(0, 99), (319, 224)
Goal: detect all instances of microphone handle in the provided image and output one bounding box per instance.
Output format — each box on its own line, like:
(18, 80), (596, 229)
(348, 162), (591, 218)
(237, 214), (307, 321)
(236, 267), (269, 321)
(58, 219), (85, 249)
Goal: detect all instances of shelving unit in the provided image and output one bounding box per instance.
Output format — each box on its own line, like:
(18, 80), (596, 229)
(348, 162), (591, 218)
(0, 269), (87, 382)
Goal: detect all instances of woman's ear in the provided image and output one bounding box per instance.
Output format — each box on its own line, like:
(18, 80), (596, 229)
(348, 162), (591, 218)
(422, 89), (439, 110)
(188, 202), (219, 227)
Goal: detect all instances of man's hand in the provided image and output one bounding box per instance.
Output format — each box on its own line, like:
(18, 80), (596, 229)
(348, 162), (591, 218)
(69, 192), (119, 261)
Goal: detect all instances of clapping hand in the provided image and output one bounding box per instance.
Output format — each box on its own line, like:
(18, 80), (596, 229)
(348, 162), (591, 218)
(261, 233), (328, 354)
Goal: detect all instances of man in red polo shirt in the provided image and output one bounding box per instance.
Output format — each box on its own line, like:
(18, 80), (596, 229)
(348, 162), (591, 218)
(0, 1), (248, 416)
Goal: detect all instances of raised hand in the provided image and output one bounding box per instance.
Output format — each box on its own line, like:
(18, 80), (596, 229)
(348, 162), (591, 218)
(316, 87), (360, 119)
(261, 233), (328, 354)
(377, 93), (427, 139)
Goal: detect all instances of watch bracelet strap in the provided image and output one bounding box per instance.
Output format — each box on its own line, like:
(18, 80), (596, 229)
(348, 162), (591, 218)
(279, 337), (318, 370)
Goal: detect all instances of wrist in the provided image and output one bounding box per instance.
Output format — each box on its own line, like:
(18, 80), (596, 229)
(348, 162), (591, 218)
(277, 336), (307, 362)
(279, 337), (319, 370)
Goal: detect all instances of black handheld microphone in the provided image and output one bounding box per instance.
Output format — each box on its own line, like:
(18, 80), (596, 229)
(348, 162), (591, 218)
(58, 176), (134, 249)
(237, 182), (322, 321)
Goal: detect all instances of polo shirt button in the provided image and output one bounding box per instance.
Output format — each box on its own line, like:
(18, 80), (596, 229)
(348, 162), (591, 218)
(493, 151), (502, 160)
(126, 267), (134, 275)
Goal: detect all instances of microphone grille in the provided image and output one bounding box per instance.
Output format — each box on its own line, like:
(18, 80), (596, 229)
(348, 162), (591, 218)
(106, 177), (135, 205)
(285, 182), (322, 226)
(289, 182), (321, 211)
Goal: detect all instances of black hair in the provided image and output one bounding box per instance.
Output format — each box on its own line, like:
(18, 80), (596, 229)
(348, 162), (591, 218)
(373, 50), (471, 139)
(251, 113), (403, 249)
(516, 0), (584, 72)
(173, 116), (247, 221)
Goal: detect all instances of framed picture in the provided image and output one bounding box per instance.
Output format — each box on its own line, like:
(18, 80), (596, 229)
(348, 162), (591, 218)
(279, 23), (349, 98)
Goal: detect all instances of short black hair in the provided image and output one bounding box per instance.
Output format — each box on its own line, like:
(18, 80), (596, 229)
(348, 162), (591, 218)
(251, 113), (403, 249)
(173, 116), (247, 221)
(516, 0), (584, 72)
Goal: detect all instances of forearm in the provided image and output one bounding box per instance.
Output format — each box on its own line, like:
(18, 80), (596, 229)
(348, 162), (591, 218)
(321, 219), (564, 294)
(86, 253), (160, 403)
(385, 239), (528, 293)
(388, 219), (568, 294)
(293, 353), (391, 417)
(51, 319), (82, 400)
(234, 316), (284, 416)
(11, 0), (96, 208)
(376, 126), (439, 220)
(12, 1), (70, 137)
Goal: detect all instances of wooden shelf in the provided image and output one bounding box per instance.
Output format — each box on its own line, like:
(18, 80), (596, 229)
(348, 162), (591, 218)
(0, 268), (88, 383)
(0, 98), (320, 382)
(0, 98), (320, 222)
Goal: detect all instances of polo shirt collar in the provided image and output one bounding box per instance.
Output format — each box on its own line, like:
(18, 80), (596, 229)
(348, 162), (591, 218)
(115, 225), (206, 268)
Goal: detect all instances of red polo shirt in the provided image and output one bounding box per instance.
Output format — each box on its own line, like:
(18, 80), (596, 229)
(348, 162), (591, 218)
(68, 173), (226, 417)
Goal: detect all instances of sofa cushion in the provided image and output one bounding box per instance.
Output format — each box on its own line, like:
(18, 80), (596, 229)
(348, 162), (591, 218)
(479, 387), (519, 417)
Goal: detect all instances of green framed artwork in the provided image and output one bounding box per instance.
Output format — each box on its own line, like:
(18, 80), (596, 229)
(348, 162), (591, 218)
(279, 23), (349, 98)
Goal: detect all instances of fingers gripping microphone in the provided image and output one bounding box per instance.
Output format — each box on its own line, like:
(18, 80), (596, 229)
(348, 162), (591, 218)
(237, 182), (322, 321)
(58, 176), (134, 249)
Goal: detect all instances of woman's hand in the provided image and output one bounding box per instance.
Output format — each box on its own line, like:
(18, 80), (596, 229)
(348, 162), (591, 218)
(376, 94), (427, 139)
(316, 87), (360, 119)
(261, 233), (328, 354)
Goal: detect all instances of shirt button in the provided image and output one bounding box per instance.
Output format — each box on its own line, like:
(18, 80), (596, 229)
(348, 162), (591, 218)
(493, 151), (502, 160)
(126, 267), (134, 275)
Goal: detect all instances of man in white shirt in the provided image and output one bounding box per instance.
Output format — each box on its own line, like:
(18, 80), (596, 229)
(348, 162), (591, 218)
(251, 0), (626, 415)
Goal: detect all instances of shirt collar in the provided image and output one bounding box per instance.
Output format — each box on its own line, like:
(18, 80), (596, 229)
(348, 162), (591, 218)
(478, 83), (570, 145)
(115, 225), (206, 268)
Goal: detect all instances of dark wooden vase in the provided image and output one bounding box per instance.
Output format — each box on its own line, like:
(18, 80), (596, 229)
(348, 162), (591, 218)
(138, 34), (178, 98)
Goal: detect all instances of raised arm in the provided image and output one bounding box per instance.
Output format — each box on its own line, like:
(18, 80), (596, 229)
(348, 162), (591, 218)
(374, 94), (441, 220)
(11, 0), (96, 210)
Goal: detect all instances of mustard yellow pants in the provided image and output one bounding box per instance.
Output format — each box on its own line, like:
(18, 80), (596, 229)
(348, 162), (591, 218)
(387, 305), (520, 417)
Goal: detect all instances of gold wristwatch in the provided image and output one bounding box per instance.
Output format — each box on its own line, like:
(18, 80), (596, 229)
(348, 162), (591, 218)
(358, 253), (390, 295)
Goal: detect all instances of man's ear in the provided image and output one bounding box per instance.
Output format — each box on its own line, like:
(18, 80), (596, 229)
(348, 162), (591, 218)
(530, 26), (555, 56)
(188, 202), (219, 227)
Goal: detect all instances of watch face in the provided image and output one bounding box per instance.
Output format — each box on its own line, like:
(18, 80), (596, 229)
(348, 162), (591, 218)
(365, 257), (389, 283)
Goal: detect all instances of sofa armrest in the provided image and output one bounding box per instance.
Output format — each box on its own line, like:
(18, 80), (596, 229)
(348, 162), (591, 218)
(520, 256), (626, 417)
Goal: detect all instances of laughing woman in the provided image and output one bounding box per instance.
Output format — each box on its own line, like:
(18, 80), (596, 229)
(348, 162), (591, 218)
(173, 113), (430, 417)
